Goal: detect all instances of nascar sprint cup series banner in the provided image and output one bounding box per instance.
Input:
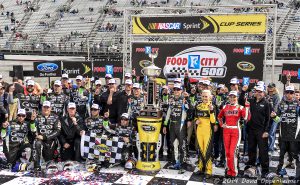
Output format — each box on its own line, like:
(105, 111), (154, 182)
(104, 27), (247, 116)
(132, 14), (266, 34)
(132, 43), (265, 84)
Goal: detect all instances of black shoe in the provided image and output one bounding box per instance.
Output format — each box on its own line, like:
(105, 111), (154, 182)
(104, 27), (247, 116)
(34, 166), (41, 172)
(216, 162), (225, 168)
(205, 174), (212, 179)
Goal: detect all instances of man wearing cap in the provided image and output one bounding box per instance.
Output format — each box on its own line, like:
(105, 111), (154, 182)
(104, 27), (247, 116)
(61, 74), (71, 95)
(218, 91), (250, 177)
(2, 109), (32, 167)
(163, 84), (192, 173)
(83, 104), (115, 135)
(117, 79), (133, 122)
(229, 78), (240, 92)
(30, 101), (61, 170)
(43, 80), (69, 117)
(239, 85), (271, 177)
(16, 80), (41, 121)
(99, 78), (120, 124)
(271, 85), (300, 179)
(59, 102), (84, 161)
(266, 83), (280, 154)
(92, 80), (103, 105)
(128, 83), (144, 129)
(116, 113), (137, 167)
(70, 75), (89, 119)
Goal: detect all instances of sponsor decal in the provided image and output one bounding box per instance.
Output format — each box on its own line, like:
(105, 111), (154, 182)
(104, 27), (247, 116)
(135, 47), (159, 53)
(148, 23), (181, 30)
(142, 125), (156, 132)
(93, 144), (110, 153)
(82, 63), (91, 75)
(105, 65), (113, 75)
(142, 164), (155, 168)
(237, 61), (255, 71)
(233, 47), (260, 55)
(37, 63), (58, 72)
(163, 46), (227, 78)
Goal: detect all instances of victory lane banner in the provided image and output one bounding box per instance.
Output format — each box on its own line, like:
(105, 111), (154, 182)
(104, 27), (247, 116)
(62, 61), (92, 78)
(132, 14), (266, 34)
(132, 43), (265, 84)
(33, 61), (62, 77)
(281, 63), (300, 84)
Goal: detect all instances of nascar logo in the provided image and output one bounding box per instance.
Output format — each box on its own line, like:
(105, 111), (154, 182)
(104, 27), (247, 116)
(163, 46), (227, 78)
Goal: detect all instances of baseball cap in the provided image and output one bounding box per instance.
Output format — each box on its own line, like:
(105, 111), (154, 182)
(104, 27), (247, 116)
(121, 113), (129, 119)
(62, 74), (69, 79)
(108, 79), (116, 84)
(268, 83), (276, 88)
(133, 83), (140, 89)
(203, 80), (210, 86)
(95, 80), (101, 85)
(217, 84), (225, 89)
(43, 101), (51, 107)
(0, 74), (2, 79)
(27, 80), (35, 86)
(173, 84), (182, 90)
(162, 85), (168, 90)
(54, 80), (62, 86)
(174, 78), (181, 83)
(229, 91), (238, 97)
(68, 102), (76, 109)
(285, 86), (295, 92)
(257, 81), (265, 87)
(125, 79), (132, 85)
(76, 75), (83, 81)
(91, 104), (100, 110)
(255, 85), (264, 92)
(230, 78), (239, 85)
(17, 109), (26, 115)
(125, 73), (132, 78)
(25, 77), (32, 81)
(198, 79), (204, 84)
(105, 74), (112, 79)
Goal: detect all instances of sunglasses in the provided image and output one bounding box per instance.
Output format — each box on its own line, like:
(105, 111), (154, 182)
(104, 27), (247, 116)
(255, 90), (263, 93)
(91, 109), (99, 111)
(173, 88), (181, 91)
(285, 91), (295, 94)
(18, 115), (26, 117)
(121, 118), (129, 121)
(96, 84), (101, 86)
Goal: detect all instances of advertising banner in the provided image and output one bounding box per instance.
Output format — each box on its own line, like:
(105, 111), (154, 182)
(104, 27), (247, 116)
(132, 14), (266, 34)
(281, 63), (300, 83)
(63, 61), (92, 78)
(93, 54), (123, 79)
(33, 61), (62, 77)
(132, 43), (265, 84)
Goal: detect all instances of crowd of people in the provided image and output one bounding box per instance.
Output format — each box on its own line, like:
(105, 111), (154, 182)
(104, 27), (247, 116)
(0, 72), (299, 181)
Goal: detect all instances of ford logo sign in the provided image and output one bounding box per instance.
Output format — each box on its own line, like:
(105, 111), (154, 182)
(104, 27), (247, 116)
(37, 63), (58, 72)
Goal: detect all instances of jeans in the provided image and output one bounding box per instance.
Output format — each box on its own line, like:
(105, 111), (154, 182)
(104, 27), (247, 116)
(268, 121), (278, 152)
(242, 124), (248, 154)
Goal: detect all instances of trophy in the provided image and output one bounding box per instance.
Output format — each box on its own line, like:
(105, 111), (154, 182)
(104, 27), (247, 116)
(136, 51), (163, 172)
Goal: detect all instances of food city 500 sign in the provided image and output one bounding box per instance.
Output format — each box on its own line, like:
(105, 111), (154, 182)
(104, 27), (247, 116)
(132, 14), (266, 34)
(132, 43), (264, 84)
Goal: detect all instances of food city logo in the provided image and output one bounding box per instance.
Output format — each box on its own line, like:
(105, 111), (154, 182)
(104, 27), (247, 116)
(233, 46), (261, 55)
(237, 61), (255, 71)
(163, 46), (227, 78)
(135, 46), (159, 54)
(37, 63), (58, 72)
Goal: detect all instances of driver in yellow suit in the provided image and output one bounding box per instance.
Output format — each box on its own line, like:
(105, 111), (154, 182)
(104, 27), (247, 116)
(194, 90), (216, 179)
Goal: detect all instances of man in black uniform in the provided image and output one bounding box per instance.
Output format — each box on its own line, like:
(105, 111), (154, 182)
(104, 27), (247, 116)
(2, 109), (32, 167)
(70, 75), (89, 119)
(30, 101), (61, 170)
(117, 79), (133, 122)
(45, 80), (69, 116)
(59, 102), (84, 161)
(163, 84), (192, 173)
(239, 85), (271, 177)
(128, 83), (144, 129)
(16, 80), (40, 121)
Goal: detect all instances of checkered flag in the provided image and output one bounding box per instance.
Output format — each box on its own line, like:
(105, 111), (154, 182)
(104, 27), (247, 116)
(81, 131), (124, 164)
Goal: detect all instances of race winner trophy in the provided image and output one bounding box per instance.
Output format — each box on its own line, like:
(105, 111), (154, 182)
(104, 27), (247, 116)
(136, 52), (162, 172)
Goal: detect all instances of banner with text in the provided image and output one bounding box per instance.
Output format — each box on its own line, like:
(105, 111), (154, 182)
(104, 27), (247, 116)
(33, 61), (62, 77)
(281, 63), (300, 83)
(63, 61), (92, 78)
(132, 43), (265, 84)
(132, 14), (266, 34)
(93, 54), (123, 79)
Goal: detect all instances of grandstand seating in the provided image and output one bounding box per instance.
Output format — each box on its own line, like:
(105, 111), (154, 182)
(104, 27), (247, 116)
(0, 0), (299, 54)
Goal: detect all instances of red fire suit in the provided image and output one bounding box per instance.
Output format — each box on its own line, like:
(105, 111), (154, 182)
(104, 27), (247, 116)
(218, 103), (250, 177)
